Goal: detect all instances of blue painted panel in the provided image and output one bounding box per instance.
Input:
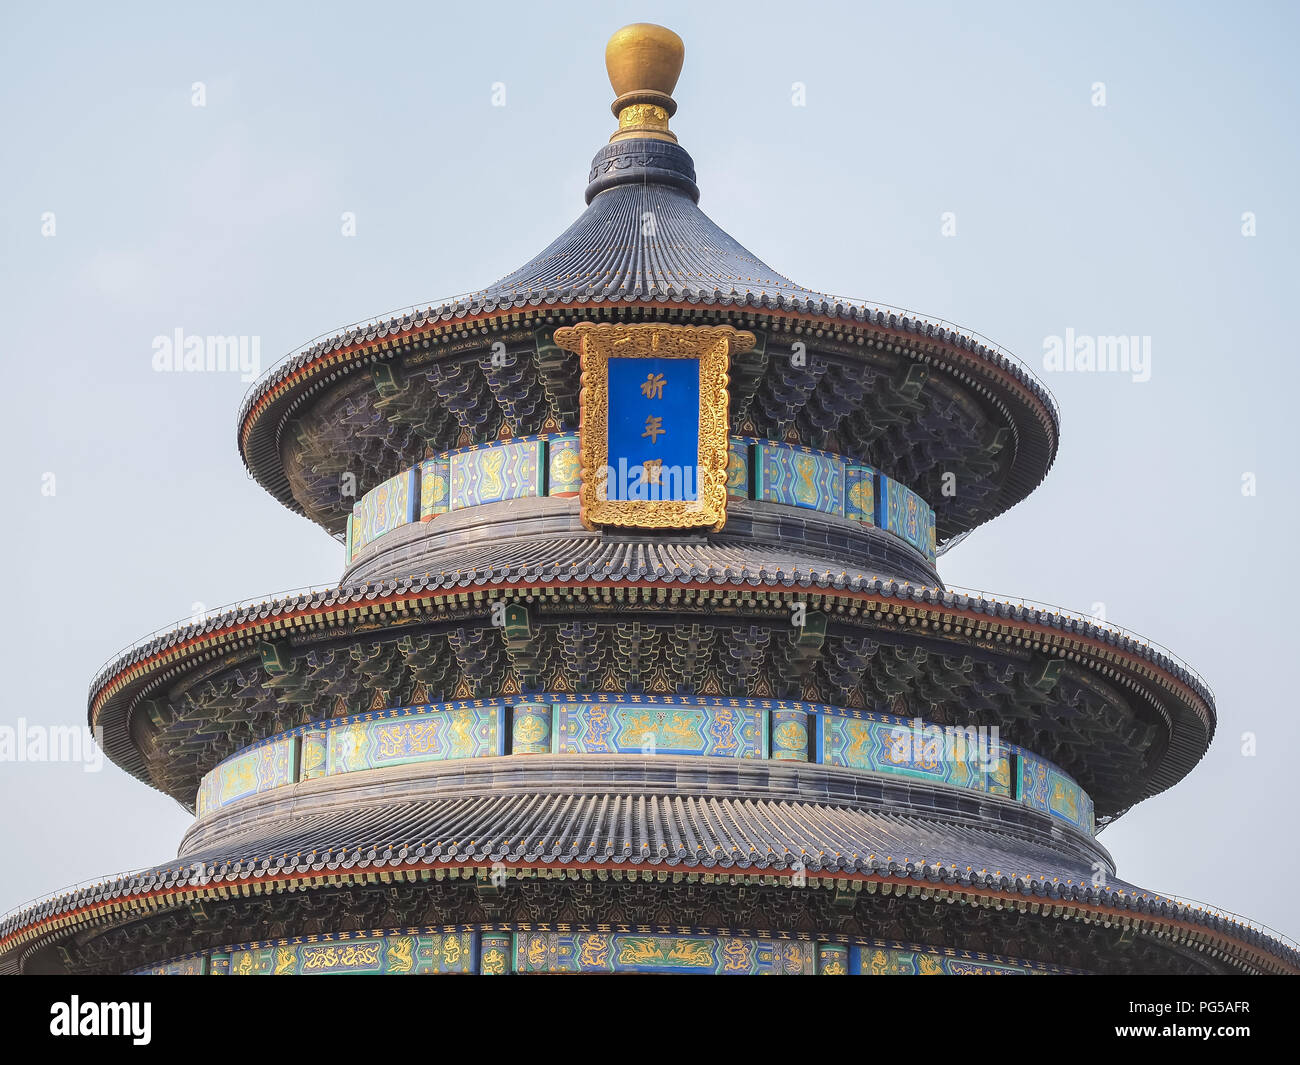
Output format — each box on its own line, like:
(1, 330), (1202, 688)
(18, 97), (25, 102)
(606, 357), (700, 501)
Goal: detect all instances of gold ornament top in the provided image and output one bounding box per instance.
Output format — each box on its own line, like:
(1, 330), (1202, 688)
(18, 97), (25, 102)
(605, 23), (684, 144)
(617, 103), (670, 137)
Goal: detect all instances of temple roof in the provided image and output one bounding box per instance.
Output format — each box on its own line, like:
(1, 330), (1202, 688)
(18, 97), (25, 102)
(479, 139), (831, 307)
(6, 782), (1296, 974)
(181, 795), (1123, 883)
(478, 24), (845, 308)
(90, 562), (1214, 722)
(86, 561), (1214, 821)
(236, 25), (1060, 546)
(341, 497), (940, 587)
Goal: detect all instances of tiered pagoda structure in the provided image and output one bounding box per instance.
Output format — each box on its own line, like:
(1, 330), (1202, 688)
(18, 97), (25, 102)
(4, 24), (1294, 976)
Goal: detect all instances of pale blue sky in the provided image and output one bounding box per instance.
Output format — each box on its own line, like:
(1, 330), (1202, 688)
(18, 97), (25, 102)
(2, 0), (1296, 941)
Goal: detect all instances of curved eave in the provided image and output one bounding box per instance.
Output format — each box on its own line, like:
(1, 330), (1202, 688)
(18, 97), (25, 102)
(2, 792), (1292, 974)
(237, 298), (1060, 540)
(87, 571), (1214, 813)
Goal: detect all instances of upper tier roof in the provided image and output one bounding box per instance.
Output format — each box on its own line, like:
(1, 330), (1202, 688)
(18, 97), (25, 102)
(237, 24), (1061, 545)
(482, 138), (831, 307)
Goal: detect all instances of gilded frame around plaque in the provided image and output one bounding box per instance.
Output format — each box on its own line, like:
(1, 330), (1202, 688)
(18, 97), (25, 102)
(553, 322), (754, 531)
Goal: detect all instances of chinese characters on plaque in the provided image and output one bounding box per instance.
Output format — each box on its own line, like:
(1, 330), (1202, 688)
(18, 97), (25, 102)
(553, 322), (754, 531)
(606, 356), (699, 502)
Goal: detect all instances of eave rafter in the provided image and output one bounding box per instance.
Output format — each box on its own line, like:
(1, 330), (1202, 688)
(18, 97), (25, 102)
(89, 577), (1213, 819)
(5, 861), (1292, 977)
(241, 304), (1059, 541)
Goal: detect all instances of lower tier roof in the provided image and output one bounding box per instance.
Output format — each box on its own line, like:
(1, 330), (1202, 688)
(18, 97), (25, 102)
(4, 760), (1295, 974)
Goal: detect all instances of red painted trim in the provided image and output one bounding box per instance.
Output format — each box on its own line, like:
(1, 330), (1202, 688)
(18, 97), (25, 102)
(90, 579), (1210, 726)
(239, 302), (1058, 457)
(3, 861), (1289, 973)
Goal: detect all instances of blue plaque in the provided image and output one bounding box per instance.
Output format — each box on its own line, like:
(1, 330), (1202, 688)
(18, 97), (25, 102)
(606, 356), (700, 501)
(553, 322), (754, 530)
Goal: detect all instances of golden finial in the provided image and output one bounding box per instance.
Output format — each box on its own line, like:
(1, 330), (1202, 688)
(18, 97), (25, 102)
(605, 23), (684, 143)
